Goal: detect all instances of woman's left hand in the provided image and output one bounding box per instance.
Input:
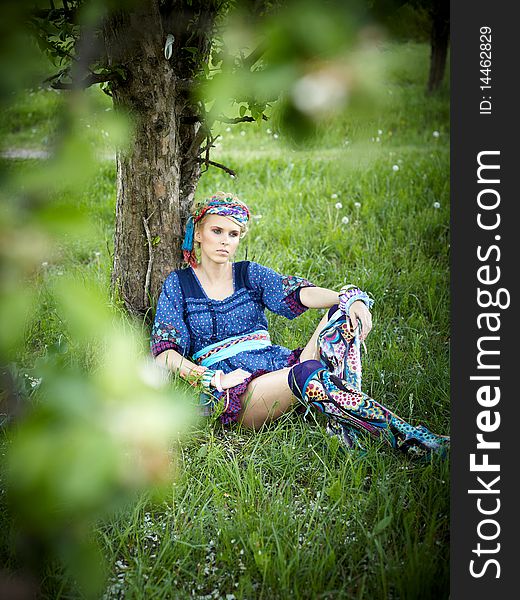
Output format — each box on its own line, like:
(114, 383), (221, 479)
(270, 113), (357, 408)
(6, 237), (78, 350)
(349, 300), (372, 341)
(219, 369), (252, 390)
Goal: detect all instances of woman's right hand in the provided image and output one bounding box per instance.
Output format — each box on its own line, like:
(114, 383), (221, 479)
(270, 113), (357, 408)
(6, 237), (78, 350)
(219, 369), (252, 390)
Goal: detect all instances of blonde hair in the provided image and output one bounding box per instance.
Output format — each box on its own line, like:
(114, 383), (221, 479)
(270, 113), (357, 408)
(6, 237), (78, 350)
(192, 191), (250, 238)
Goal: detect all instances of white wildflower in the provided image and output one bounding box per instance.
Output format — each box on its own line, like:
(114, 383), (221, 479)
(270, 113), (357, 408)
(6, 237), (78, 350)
(341, 216), (349, 225)
(331, 193), (338, 199)
(334, 202), (342, 210)
(392, 165), (399, 172)
(354, 202), (361, 209)
(433, 130), (440, 138)
(433, 202), (440, 209)
(29, 377), (42, 389)
(273, 133), (279, 139)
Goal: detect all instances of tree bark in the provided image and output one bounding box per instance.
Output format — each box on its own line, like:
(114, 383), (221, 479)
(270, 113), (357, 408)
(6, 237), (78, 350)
(103, 1), (217, 317)
(427, 0), (450, 93)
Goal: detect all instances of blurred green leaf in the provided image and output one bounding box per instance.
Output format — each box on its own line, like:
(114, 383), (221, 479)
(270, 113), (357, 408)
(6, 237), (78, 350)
(326, 479), (342, 502)
(0, 286), (35, 355)
(51, 276), (113, 342)
(373, 514), (393, 536)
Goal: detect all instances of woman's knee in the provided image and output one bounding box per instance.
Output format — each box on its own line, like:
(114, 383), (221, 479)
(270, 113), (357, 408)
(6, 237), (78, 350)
(287, 359), (323, 399)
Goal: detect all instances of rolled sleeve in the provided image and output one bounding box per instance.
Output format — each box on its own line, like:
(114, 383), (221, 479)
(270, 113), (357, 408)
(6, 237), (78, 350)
(150, 272), (190, 357)
(247, 262), (316, 319)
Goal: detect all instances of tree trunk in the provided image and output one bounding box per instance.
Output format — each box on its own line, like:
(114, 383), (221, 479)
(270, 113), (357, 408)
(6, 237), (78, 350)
(427, 0), (450, 93)
(103, 1), (216, 317)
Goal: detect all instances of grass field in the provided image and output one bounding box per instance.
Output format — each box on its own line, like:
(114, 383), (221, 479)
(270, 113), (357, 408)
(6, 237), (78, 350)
(1, 42), (450, 599)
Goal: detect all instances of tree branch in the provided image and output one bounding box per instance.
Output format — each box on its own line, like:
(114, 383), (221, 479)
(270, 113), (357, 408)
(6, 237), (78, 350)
(181, 113), (268, 125)
(32, 6), (77, 23)
(49, 71), (120, 90)
(180, 115), (201, 125)
(243, 40), (268, 69)
(196, 158), (237, 178)
(216, 114), (268, 124)
(142, 213), (155, 309)
(43, 67), (70, 84)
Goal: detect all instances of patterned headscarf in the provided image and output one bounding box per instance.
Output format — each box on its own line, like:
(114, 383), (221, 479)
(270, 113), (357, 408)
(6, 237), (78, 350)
(182, 193), (250, 267)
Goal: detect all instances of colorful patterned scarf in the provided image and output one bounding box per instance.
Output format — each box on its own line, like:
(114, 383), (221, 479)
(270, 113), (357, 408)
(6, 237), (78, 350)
(182, 195), (250, 267)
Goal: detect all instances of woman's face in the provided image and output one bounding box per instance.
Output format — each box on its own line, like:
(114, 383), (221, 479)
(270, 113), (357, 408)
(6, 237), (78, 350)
(195, 214), (241, 264)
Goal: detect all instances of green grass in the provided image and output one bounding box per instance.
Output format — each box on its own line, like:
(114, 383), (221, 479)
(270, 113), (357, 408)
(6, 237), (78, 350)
(96, 426), (449, 600)
(2, 42), (449, 599)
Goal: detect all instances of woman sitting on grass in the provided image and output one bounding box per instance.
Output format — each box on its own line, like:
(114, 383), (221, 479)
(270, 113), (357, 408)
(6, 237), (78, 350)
(151, 192), (449, 457)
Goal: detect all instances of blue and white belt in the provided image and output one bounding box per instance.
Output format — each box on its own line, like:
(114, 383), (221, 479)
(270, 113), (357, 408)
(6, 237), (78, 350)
(192, 330), (271, 367)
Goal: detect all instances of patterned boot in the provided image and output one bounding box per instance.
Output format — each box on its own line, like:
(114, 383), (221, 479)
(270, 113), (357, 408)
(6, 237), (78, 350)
(318, 305), (363, 386)
(288, 359), (450, 458)
(316, 305), (366, 450)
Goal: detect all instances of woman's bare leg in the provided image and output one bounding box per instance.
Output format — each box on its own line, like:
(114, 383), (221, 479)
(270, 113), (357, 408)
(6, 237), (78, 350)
(238, 310), (335, 429)
(237, 368), (294, 429)
(299, 310), (331, 362)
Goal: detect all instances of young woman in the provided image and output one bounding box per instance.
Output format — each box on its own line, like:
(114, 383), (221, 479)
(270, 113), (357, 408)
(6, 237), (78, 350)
(151, 192), (449, 457)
